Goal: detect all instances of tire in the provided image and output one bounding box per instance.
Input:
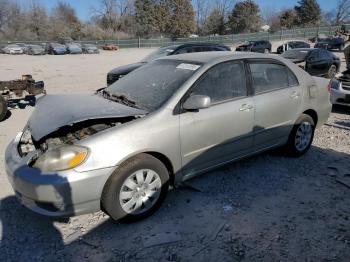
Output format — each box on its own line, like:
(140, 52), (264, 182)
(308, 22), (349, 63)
(0, 96), (8, 122)
(264, 48), (269, 54)
(326, 64), (337, 79)
(339, 44), (344, 51)
(285, 114), (315, 157)
(101, 154), (170, 223)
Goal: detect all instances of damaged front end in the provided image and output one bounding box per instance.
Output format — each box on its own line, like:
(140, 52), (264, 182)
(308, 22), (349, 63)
(17, 94), (148, 171)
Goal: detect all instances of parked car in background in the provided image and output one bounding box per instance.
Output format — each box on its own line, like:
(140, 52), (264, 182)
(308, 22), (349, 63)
(26, 44), (46, 55)
(315, 37), (345, 51)
(5, 52), (331, 222)
(82, 44), (100, 54)
(66, 43), (83, 54)
(235, 40), (272, 53)
(333, 74), (350, 107)
(107, 43), (231, 85)
(277, 41), (311, 54)
(102, 44), (119, 51)
(15, 43), (28, 53)
(2, 44), (24, 55)
(46, 43), (67, 55)
(281, 48), (340, 78)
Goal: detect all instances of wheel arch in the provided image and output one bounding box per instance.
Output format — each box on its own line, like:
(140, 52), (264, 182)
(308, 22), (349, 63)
(302, 109), (318, 126)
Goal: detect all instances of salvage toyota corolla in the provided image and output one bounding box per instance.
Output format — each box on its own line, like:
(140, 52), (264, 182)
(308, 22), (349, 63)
(5, 52), (332, 222)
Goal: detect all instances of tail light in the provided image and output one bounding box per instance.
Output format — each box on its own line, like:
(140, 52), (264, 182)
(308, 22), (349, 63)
(327, 81), (332, 93)
(328, 79), (340, 92)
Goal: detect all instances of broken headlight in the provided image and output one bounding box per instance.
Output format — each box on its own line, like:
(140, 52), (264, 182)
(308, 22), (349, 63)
(33, 145), (89, 172)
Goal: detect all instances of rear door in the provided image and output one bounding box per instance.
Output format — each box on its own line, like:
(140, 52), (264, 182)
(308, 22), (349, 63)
(179, 61), (254, 175)
(247, 60), (302, 150)
(307, 50), (331, 76)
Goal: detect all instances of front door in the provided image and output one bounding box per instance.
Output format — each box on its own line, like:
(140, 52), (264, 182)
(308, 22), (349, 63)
(179, 61), (254, 175)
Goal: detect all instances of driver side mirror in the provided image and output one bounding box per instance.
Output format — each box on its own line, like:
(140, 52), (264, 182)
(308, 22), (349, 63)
(183, 95), (211, 111)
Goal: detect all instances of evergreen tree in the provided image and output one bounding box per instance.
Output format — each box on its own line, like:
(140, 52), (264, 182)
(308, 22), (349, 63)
(295, 0), (321, 26)
(164, 0), (195, 38)
(280, 9), (298, 29)
(228, 0), (261, 34)
(203, 8), (225, 35)
(135, 0), (157, 37)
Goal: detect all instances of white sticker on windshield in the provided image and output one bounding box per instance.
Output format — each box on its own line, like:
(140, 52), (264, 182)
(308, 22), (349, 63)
(176, 63), (201, 71)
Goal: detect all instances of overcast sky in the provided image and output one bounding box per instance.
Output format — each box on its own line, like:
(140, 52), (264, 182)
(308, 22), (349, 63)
(32, 0), (336, 21)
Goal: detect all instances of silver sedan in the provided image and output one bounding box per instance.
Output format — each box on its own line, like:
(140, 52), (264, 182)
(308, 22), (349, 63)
(5, 52), (332, 222)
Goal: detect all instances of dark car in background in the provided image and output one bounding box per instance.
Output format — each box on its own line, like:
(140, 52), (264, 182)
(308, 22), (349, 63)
(315, 37), (345, 51)
(282, 48), (340, 78)
(26, 44), (46, 55)
(46, 43), (67, 55)
(66, 43), (83, 54)
(235, 40), (272, 53)
(277, 41), (310, 54)
(82, 44), (100, 54)
(106, 43), (231, 85)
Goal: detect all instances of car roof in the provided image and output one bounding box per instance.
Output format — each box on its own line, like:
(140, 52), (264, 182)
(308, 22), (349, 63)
(286, 48), (316, 52)
(163, 42), (229, 50)
(160, 51), (284, 64)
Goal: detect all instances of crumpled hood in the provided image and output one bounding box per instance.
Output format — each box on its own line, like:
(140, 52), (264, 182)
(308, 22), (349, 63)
(28, 94), (147, 141)
(108, 62), (145, 76)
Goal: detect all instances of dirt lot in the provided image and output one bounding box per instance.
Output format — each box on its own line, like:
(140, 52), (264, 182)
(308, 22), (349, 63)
(0, 43), (350, 262)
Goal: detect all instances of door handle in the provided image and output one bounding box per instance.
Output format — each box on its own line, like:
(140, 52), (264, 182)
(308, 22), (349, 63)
(239, 104), (254, 111)
(290, 91), (300, 99)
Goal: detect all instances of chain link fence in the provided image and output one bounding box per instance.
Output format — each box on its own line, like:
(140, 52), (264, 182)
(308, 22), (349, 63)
(0, 25), (342, 49)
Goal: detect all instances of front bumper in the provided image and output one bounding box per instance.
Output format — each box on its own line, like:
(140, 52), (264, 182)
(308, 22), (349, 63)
(5, 138), (115, 217)
(331, 89), (350, 107)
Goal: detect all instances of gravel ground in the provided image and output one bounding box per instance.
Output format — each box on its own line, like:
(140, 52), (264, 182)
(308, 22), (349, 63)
(0, 44), (350, 262)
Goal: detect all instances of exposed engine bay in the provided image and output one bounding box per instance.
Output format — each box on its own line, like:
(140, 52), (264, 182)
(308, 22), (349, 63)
(18, 118), (136, 157)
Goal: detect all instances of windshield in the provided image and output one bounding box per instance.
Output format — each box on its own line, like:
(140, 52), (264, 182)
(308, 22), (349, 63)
(243, 41), (255, 45)
(68, 44), (80, 48)
(8, 44), (20, 48)
(141, 47), (175, 63)
(282, 50), (309, 60)
(51, 43), (65, 48)
(29, 45), (42, 50)
(84, 44), (96, 48)
(105, 59), (201, 111)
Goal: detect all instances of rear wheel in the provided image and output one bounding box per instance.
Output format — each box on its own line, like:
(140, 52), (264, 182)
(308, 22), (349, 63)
(326, 64), (337, 79)
(0, 96), (8, 121)
(264, 48), (270, 54)
(101, 154), (169, 223)
(285, 114), (315, 157)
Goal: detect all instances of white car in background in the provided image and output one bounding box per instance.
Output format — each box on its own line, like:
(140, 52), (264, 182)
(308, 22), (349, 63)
(2, 44), (24, 54)
(330, 78), (350, 107)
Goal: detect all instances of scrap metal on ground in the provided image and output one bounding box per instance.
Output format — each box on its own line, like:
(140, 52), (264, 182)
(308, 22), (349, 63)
(0, 75), (45, 121)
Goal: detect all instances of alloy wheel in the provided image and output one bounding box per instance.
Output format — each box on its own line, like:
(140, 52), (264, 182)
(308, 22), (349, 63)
(295, 122), (313, 152)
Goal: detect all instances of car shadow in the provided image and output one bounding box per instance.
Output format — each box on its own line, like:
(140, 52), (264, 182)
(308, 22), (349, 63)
(0, 110), (11, 122)
(332, 105), (349, 115)
(1, 146), (350, 261)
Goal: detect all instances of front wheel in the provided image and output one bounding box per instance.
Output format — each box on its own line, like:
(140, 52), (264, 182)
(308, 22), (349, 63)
(101, 154), (169, 223)
(0, 96), (8, 121)
(285, 114), (315, 157)
(264, 48), (270, 54)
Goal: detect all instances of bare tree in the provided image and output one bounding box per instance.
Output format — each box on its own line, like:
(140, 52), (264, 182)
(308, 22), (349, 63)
(27, 0), (49, 40)
(335, 0), (350, 24)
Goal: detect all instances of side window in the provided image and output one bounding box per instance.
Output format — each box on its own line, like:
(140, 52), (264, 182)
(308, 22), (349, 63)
(175, 48), (188, 54)
(192, 61), (247, 103)
(249, 63), (293, 94)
